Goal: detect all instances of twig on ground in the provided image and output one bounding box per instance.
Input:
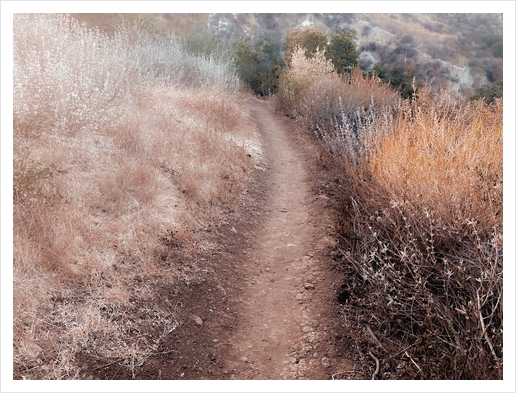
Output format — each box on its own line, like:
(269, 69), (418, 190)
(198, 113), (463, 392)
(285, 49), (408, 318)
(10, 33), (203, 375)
(91, 359), (121, 371)
(477, 289), (499, 363)
(148, 349), (178, 356)
(369, 351), (380, 380)
(111, 362), (123, 380)
(131, 352), (135, 379)
(365, 324), (385, 352)
(405, 351), (421, 374)
(386, 339), (421, 359)
(459, 344), (470, 379)
(23, 365), (40, 374)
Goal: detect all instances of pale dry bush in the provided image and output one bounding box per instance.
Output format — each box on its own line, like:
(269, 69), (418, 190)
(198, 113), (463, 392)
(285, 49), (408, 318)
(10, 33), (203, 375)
(129, 25), (239, 89)
(297, 68), (399, 162)
(276, 46), (398, 163)
(337, 91), (503, 379)
(13, 14), (239, 139)
(277, 46), (335, 116)
(14, 14), (131, 137)
(13, 14), (257, 379)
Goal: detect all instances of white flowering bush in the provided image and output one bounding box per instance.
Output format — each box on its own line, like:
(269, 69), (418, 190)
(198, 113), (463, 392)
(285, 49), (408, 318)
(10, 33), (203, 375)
(14, 14), (130, 134)
(14, 14), (239, 137)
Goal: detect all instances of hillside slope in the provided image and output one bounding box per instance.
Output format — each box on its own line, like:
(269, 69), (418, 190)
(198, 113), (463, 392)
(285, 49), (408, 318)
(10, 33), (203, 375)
(162, 13), (502, 95)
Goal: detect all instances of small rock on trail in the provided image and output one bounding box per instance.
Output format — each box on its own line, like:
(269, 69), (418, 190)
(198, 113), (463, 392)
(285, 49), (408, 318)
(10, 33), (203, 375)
(190, 315), (203, 327)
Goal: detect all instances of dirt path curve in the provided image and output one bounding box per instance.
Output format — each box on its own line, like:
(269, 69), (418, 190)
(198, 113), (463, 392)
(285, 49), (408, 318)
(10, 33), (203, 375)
(219, 98), (352, 379)
(80, 98), (357, 381)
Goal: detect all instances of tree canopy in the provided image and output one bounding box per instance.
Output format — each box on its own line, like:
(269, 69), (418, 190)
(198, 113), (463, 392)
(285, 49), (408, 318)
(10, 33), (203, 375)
(283, 26), (328, 65)
(327, 32), (359, 74)
(233, 38), (284, 96)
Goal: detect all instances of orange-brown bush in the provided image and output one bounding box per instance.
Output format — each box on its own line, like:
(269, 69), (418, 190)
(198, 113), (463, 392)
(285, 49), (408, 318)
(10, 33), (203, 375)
(335, 91), (503, 379)
(13, 14), (258, 379)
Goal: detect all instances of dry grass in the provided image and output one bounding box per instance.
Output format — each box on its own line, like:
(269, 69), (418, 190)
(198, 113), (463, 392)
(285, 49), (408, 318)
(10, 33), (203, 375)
(369, 91), (502, 228)
(13, 14), (259, 379)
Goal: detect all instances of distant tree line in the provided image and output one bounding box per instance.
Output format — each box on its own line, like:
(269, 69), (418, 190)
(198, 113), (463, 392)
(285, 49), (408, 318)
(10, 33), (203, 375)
(179, 23), (502, 103)
(233, 26), (360, 96)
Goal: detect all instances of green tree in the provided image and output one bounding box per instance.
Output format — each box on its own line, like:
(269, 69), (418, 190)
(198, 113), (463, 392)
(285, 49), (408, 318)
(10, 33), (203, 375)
(283, 26), (328, 65)
(398, 64), (419, 99)
(234, 40), (258, 87)
(372, 63), (422, 99)
(326, 32), (359, 74)
(233, 38), (284, 96)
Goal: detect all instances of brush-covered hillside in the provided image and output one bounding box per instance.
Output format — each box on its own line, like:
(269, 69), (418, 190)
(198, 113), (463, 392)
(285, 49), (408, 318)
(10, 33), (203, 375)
(12, 12), (503, 381)
(273, 46), (502, 378)
(161, 13), (502, 99)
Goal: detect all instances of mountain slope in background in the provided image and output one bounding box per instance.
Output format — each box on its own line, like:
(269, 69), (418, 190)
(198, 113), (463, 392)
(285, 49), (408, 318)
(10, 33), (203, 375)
(161, 13), (502, 96)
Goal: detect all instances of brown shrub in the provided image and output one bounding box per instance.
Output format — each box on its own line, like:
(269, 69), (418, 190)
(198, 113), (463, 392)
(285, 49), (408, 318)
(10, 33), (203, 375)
(336, 92), (503, 379)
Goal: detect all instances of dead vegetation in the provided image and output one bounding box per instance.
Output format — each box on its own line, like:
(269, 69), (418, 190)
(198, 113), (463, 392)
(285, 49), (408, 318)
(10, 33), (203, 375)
(277, 47), (503, 379)
(336, 94), (503, 379)
(12, 13), (504, 381)
(13, 14), (259, 379)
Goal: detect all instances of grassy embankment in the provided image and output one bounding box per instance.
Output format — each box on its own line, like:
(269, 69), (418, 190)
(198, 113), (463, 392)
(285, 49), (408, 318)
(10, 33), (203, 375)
(277, 46), (503, 379)
(13, 14), (259, 379)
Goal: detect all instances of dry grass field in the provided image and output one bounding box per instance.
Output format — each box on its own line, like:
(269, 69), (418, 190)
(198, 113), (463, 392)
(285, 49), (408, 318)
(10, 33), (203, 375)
(13, 13), (260, 379)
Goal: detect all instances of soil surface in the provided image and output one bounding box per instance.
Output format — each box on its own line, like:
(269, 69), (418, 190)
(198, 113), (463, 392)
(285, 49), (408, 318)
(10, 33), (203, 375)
(219, 98), (354, 379)
(85, 97), (361, 380)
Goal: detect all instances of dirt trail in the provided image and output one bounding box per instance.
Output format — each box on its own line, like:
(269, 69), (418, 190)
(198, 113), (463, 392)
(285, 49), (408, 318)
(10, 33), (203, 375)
(218, 98), (352, 379)
(79, 98), (357, 381)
